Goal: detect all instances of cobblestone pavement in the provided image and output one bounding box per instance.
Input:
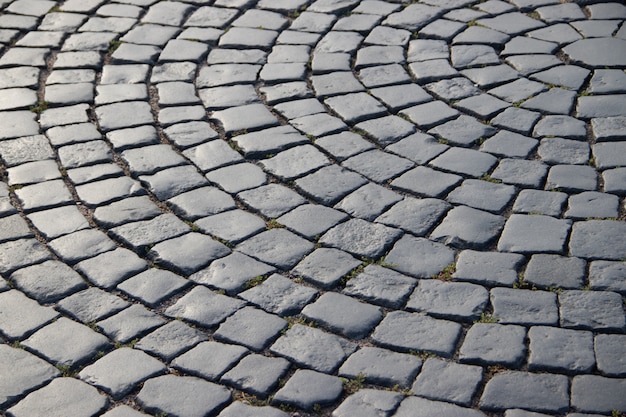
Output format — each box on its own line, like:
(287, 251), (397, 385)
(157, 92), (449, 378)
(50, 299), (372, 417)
(1, 0), (626, 416)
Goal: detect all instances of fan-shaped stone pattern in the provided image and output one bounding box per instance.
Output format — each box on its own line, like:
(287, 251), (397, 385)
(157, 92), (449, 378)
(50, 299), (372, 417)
(0, 0), (625, 416)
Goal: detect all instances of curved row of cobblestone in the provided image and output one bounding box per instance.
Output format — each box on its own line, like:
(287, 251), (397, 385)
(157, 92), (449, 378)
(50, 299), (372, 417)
(0, 0), (625, 416)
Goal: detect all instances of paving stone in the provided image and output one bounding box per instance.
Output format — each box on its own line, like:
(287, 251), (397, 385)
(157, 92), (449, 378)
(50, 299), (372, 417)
(10, 260), (88, 304)
(524, 254), (586, 290)
(546, 164), (597, 193)
(342, 264), (416, 309)
(121, 144), (186, 175)
(480, 372), (569, 413)
(240, 274), (318, 316)
(272, 369), (343, 410)
(293, 248), (362, 290)
(338, 347), (421, 388)
(295, 165), (367, 205)
(592, 141), (626, 170)
(214, 306), (286, 351)
(14, 179), (73, 212)
(391, 166), (462, 198)
(221, 354), (290, 397)
(385, 235), (455, 279)
(375, 197), (450, 237)
(0, 289), (58, 340)
(261, 145), (329, 180)
(589, 261), (626, 294)
(97, 304), (165, 344)
(195, 210), (265, 244)
(217, 402), (289, 417)
(57, 287), (129, 323)
(394, 396), (486, 417)
(205, 163), (267, 194)
(78, 348), (166, 399)
(137, 375), (230, 417)
(7, 377), (109, 417)
(335, 183), (402, 222)
(447, 180), (517, 214)
(270, 324), (357, 373)
(490, 107), (542, 135)
(109, 214), (190, 252)
(106, 125), (159, 151)
(370, 83), (431, 111)
(92, 196), (161, 228)
(238, 184), (306, 218)
(528, 326), (595, 374)
(277, 204), (348, 239)
(571, 375), (626, 414)
(385, 132), (448, 165)
(407, 279), (488, 322)
(302, 292), (382, 339)
(565, 192), (619, 220)
(101, 405), (151, 417)
(0, 239), (51, 275)
(431, 205), (505, 250)
(412, 358), (483, 407)
(232, 125), (309, 159)
(135, 320), (207, 361)
(372, 311), (462, 358)
(332, 389), (403, 417)
(454, 250), (525, 287)
(0, 344), (60, 408)
(95, 101), (154, 132)
(0, 213), (31, 242)
(236, 228), (314, 270)
(460, 323), (527, 367)
(22, 317), (110, 367)
(595, 334), (626, 377)
(49, 229), (116, 264)
(165, 285), (245, 328)
(498, 214), (571, 254)
(0, 135), (54, 167)
(76, 247), (148, 289)
(559, 290), (625, 331)
(569, 220), (626, 261)
(491, 288), (559, 326)
(428, 115), (497, 148)
(538, 137), (589, 165)
(67, 164), (124, 186)
(172, 341), (248, 381)
(167, 187), (236, 220)
(319, 218), (402, 260)
(589, 71), (626, 95)
(148, 233), (231, 275)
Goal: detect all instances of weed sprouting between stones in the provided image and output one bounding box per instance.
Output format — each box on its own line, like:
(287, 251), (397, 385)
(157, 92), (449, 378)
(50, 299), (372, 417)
(341, 373), (366, 394)
(433, 263), (456, 281)
(245, 275), (266, 289)
(476, 312), (498, 324)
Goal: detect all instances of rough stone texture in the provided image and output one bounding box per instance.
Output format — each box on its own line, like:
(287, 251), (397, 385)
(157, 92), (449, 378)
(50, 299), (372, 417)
(272, 369), (343, 410)
(338, 347), (422, 388)
(571, 376), (626, 414)
(460, 323), (527, 368)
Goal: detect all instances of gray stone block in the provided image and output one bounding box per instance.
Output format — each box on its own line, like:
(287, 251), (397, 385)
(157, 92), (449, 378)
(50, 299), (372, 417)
(76, 247), (148, 289)
(513, 189), (567, 217)
(559, 290), (625, 331)
(394, 396), (486, 417)
(97, 304), (165, 344)
(332, 389), (403, 417)
(498, 214), (571, 254)
(172, 341), (248, 381)
(589, 261), (626, 294)
(302, 292), (382, 339)
(270, 324), (357, 373)
(148, 233), (231, 275)
(335, 183), (402, 222)
(372, 311), (462, 358)
(491, 288), (559, 326)
(236, 228), (314, 270)
(27, 206), (89, 240)
(446, 180), (516, 214)
(480, 372), (569, 413)
(117, 268), (188, 307)
(524, 254), (586, 290)
(412, 358), (483, 407)
(165, 285), (245, 328)
(238, 184), (306, 218)
(218, 401), (289, 417)
(23, 317), (110, 367)
(10, 260), (87, 304)
(0, 344), (60, 408)
(135, 320), (207, 361)
(240, 274), (318, 316)
(385, 235), (455, 279)
(221, 354), (290, 397)
(338, 347), (422, 388)
(595, 334), (626, 377)
(0, 290), (58, 340)
(293, 248), (362, 289)
(460, 323), (527, 367)
(0, 239), (51, 275)
(431, 205), (505, 250)
(56, 287), (129, 323)
(571, 375), (626, 414)
(391, 166), (462, 198)
(295, 165), (368, 205)
(214, 306), (286, 351)
(342, 264), (417, 309)
(136, 375), (230, 417)
(319, 219), (402, 259)
(272, 369), (343, 410)
(78, 348), (166, 399)
(7, 378), (108, 417)
(407, 279), (488, 322)
(528, 326), (595, 374)
(277, 204), (348, 239)
(569, 220), (626, 260)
